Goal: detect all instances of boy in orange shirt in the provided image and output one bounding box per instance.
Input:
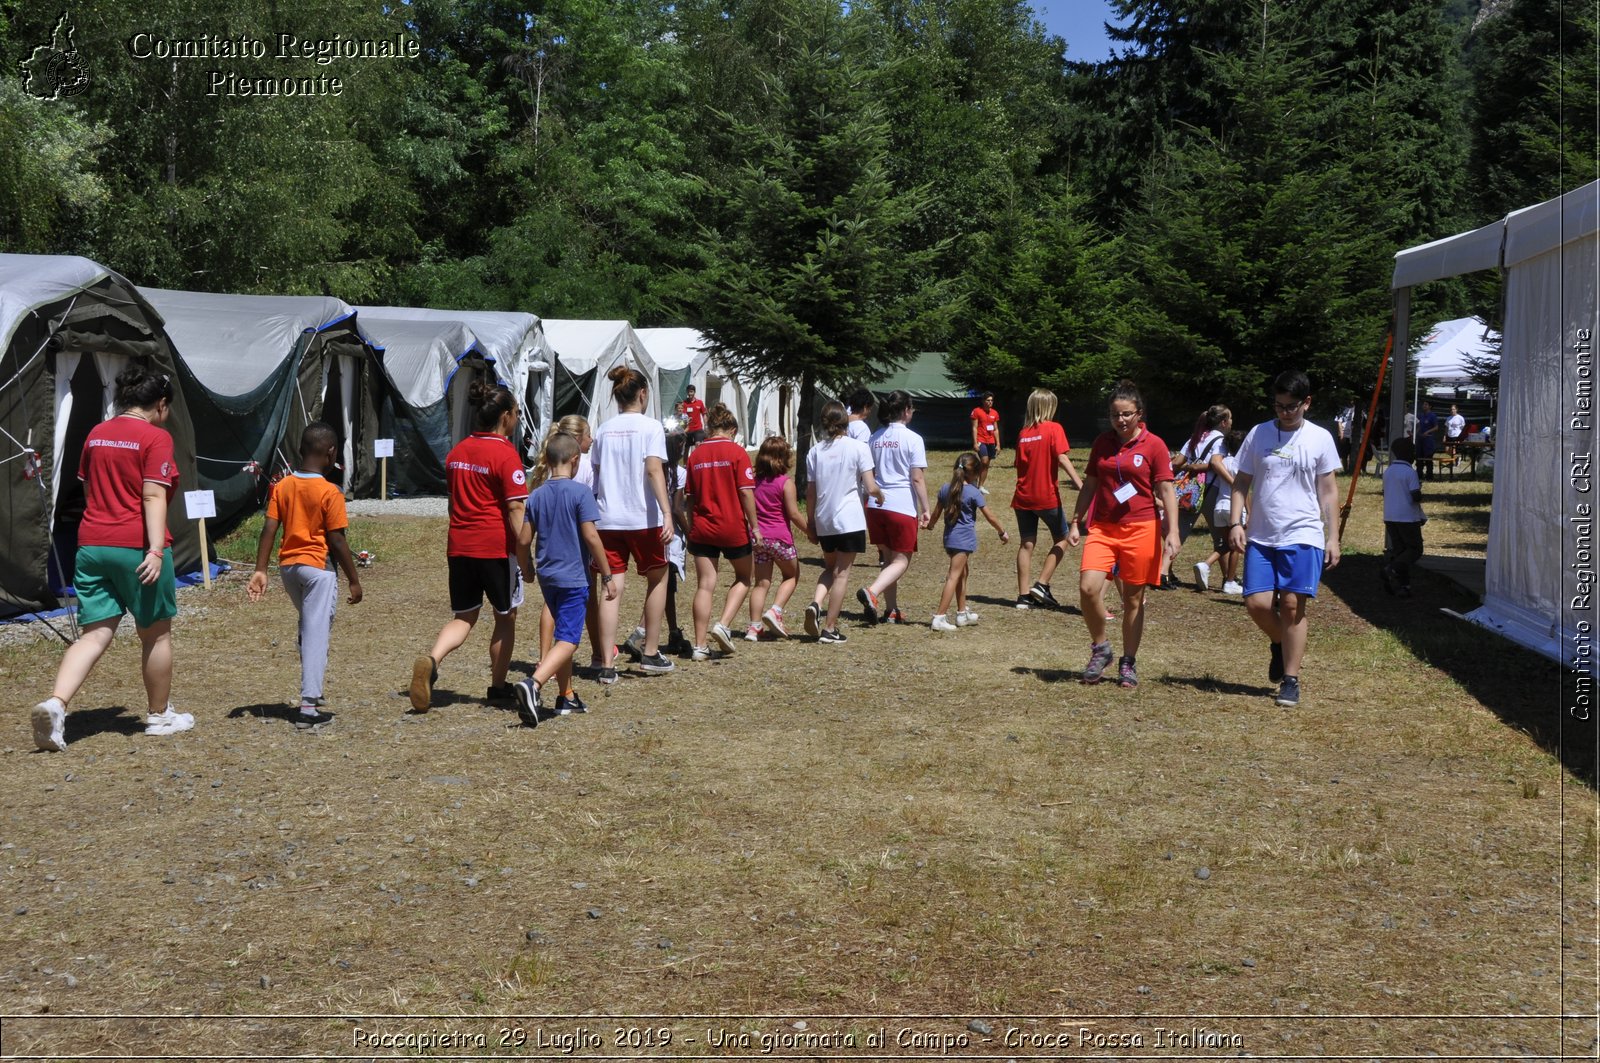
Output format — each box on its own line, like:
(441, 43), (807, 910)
(248, 422), (363, 727)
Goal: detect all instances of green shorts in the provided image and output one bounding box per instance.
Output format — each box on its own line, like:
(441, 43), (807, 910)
(74, 545), (178, 628)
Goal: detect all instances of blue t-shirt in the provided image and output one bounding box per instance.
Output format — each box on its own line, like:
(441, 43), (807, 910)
(938, 482), (987, 553)
(525, 477), (600, 589)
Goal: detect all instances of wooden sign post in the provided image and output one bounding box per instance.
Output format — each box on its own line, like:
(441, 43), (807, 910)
(374, 438), (394, 500)
(184, 489), (217, 589)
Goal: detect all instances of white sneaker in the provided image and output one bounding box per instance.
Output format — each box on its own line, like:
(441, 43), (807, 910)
(31, 698), (66, 752)
(691, 645), (712, 662)
(145, 705), (195, 737)
(955, 609), (979, 627)
(709, 622), (737, 654)
(931, 614), (958, 632)
(743, 623), (762, 642)
(1222, 580), (1244, 595)
(1192, 561), (1211, 591)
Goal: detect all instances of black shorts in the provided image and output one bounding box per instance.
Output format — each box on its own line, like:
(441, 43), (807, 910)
(688, 540), (752, 561)
(818, 530), (867, 554)
(977, 443), (997, 460)
(1014, 506), (1066, 543)
(448, 555), (524, 615)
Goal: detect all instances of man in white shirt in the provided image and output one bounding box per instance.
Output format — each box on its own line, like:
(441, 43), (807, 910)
(1445, 404), (1466, 442)
(1227, 370), (1342, 709)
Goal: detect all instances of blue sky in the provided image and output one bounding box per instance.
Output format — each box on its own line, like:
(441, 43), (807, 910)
(1031, 0), (1121, 61)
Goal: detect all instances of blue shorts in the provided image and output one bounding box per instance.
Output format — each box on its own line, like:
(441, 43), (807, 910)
(1242, 543), (1323, 598)
(540, 581), (590, 645)
(977, 443), (997, 460)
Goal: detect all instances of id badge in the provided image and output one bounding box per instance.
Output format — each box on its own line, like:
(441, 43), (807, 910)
(1112, 482), (1137, 504)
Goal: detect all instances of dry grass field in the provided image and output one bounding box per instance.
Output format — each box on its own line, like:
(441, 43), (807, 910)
(1, 453), (1593, 1061)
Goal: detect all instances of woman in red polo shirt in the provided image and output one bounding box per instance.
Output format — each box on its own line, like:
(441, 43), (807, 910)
(1011, 387), (1084, 610)
(1066, 380), (1180, 690)
(32, 366), (188, 751)
(684, 404), (762, 658)
(409, 383), (533, 713)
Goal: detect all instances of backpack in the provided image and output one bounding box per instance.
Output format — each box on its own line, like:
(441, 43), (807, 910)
(1173, 435), (1220, 512)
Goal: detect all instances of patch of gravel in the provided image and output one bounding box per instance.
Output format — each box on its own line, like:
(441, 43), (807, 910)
(346, 497), (448, 518)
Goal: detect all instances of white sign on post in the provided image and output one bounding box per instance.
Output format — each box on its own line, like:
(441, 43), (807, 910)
(184, 490), (217, 520)
(374, 438), (395, 458)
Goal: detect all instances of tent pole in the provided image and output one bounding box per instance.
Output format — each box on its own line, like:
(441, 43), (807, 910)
(1391, 287), (1411, 452)
(1338, 330), (1394, 541)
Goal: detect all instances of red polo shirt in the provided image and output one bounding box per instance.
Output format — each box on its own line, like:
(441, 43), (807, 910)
(1085, 425), (1173, 526)
(446, 433), (528, 557)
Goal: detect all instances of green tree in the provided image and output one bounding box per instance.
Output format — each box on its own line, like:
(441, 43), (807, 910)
(1113, 31), (1390, 418)
(0, 81), (111, 252)
(681, 0), (952, 480)
(945, 182), (1124, 397)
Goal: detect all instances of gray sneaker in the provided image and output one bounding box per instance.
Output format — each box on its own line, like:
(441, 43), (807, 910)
(1081, 641), (1115, 684)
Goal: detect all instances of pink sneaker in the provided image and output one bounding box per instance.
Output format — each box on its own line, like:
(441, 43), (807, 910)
(762, 607), (789, 638)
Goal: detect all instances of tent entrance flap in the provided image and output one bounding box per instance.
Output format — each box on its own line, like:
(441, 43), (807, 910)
(554, 365), (596, 420)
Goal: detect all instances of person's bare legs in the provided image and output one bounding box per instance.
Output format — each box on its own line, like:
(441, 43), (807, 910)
(748, 559), (774, 629)
(640, 564), (669, 655)
(870, 551), (911, 613)
(771, 554), (800, 613)
(1079, 569), (1110, 646)
(136, 619), (173, 714)
(488, 609), (516, 687)
(50, 618), (119, 706)
(692, 554), (719, 647)
(428, 614), (477, 667)
(937, 552), (968, 616)
(1120, 585), (1149, 658)
(718, 552), (756, 629)
(597, 572), (627, 668)
(1276, 592), (1309, 675)
(820, 551), (857, 629)
(1015, 537), (1036, 598)
(1036, 535), (1070, 588)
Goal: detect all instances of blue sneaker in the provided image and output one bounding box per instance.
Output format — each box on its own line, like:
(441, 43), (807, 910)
(1082, 641), (1114, 684)
(1275, 676), (1301, 708)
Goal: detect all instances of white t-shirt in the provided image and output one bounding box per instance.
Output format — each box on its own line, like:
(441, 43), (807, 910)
(1446, 413), (1466, 440)
(1213, 453), (1239, 511)
(1179, 429), (1225, 470)
(574, 449), (595, 490)
(847, 419), (871, 443)
(806, 435), (874, 536)
(866, 421), (927, 517)
(1382, 461), (1425, 523)
(1236, 419), (1340, 548)
(666, 465), (688, 576)
(590, 412), (668, 530)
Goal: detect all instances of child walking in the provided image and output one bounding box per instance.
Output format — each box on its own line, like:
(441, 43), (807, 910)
(804, 400), (884, 643)
(1190, 428), (1243, 594)
(623, 430), (690, 660)
(1380, 437), (1425, 597)
(247, 422), (364, 728)
(513, 431), (617, 725)
(931, 452), (1008, 631)
(746, 436), (806, 639)
(684, 405), (762, 658)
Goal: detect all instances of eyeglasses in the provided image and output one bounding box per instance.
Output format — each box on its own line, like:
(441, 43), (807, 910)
(1273, 400), (1305, 413)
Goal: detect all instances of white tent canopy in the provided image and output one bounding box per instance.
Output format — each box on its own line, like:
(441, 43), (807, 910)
(1414, 316), (1499, 385)
(356, 306), (552, 445)
(545, 319), (659, 425)
(357, 316), (478, 409)
(141, 288), (353, 394)
(1391, 180), (1599, 668)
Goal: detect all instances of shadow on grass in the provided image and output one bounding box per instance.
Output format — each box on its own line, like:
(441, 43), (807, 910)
(1011, 665), (1082, 684)
(1432, 489), (1494, 509)
(62, 706), (144, 744)
(228, 701), (298, 723)
(1156, 674), (1274, 697)
(1324, 554), (1593, 786)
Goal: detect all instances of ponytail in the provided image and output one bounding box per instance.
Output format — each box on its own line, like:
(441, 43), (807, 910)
(114, 365), (173, 413)
(608, 365), (648, 409)
(819, 400), (849, 440)
(468, 382), (517, 432)
(943, 452), (980, 529)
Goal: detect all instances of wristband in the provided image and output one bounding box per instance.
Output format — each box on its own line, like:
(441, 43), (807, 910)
(145, 548), (163, 557)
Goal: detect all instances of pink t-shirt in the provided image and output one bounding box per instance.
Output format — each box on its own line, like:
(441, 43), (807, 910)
(754, 474), (792, 544)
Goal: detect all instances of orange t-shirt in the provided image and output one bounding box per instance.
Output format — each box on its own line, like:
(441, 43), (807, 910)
(267, 473), (349, 568)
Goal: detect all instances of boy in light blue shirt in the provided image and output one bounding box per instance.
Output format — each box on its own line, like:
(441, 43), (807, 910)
(1380, 437), (1425, 598)
(515, 432), (617, 725)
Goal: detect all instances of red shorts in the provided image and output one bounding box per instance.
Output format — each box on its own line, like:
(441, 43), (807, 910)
(1080, 519), (1163, 587)
(866, 508), (920, 554)
(599, 528), (667, 575)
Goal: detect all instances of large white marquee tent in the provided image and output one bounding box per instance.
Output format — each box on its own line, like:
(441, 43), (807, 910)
(1391, 180), (1598, 668)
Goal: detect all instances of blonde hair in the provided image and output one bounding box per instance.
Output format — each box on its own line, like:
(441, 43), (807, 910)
(530, 416), (590, 489)
(1024, 388), (1058, 428)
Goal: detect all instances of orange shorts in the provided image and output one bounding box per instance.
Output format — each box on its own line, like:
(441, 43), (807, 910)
(599, 528), (667, 575)
(1080, 519), (1163, 587)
